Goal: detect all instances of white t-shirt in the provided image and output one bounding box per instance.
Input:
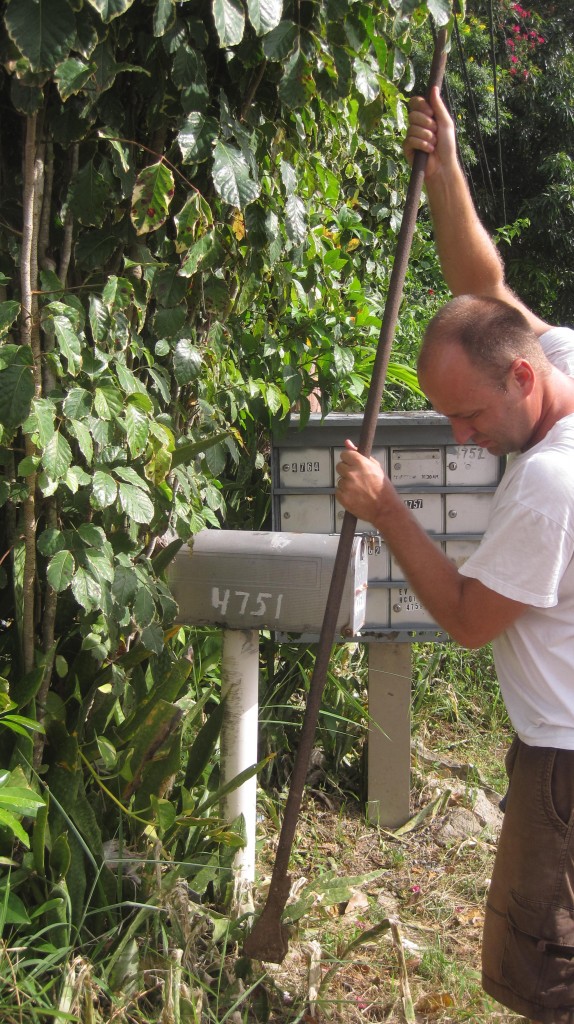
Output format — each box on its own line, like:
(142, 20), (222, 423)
(459, 327), (574, 748)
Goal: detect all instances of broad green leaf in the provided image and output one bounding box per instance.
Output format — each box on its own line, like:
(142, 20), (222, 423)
(246, 0), (283, 36)
(113, 466), (149, 488)
(91, 470), (117, 509)
(0, 346), (35, 433)
(212, 0), (245, 46)
(47, 550), (75, 592)
(262, 20), (297, 61)
(78, 524), (107, 547)
(279, 47), (314, 109)
(118, 483), (154, 524)
(140, 621), (164, 654)
(174, 192), (213, 252)
(42, 432), (73, 481)
(427, 0), (452, 26)
(112, 565), (138, 605)
(0, 300), (20, 336)
(37, 528), (64, 557)
(72, 565), (102, 610)
(5, 0), (77, 72)
(130, 162), (175, 235)
(285, 194), (307, 244)
(0, 889), (31, 923)
(94, 384), (123, 420)
(0, 786), (45, 817)
(133, 586), (155, 628)
(89, 295), (113, 342)
(125, 403), (149, 457)
(86, 0), (137, 23)
(153, 0), (175, 36)
(63, 387), (92, 419)
(53, 315), (82, 375)
(177, 113), (219, 164)
(212, 142), (260, 209)
(173, 339), (203, 385)
(68, 419), (94, 464)
(55, 57), (96, 100)
(27, 397), (56, 446)
(354, 58), (380, 103)
(179, 232), (218, 276)
(83, 549), (114, 585)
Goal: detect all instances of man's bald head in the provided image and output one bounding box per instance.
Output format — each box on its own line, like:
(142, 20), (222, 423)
(418, 295), (551, 386)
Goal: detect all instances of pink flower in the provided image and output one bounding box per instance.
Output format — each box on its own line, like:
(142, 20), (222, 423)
(510, 67), (517, 75)
(512, 24), (521, 33)
(506, 38), (515, 48)
(510, 55), (519, 62)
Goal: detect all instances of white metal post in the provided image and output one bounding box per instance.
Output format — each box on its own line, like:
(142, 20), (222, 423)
(220, 628), (259, 890)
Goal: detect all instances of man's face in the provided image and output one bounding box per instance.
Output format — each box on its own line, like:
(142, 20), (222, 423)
(418, 341), (532, 456)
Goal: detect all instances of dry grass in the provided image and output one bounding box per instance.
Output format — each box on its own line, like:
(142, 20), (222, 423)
(249, 741), (526, 1024)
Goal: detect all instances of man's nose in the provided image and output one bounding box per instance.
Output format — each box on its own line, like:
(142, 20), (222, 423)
(449, 418), (475, 444)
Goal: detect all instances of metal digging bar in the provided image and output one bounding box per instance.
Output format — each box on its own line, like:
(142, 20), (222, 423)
(243, 27), (449, 964)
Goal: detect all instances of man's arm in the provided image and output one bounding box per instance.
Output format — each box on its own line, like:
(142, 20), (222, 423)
(406, 87), (553, 336)
(336, 444), (528, 648)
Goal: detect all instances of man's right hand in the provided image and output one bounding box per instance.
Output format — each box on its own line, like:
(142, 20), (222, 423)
(403, 86), (457, 181)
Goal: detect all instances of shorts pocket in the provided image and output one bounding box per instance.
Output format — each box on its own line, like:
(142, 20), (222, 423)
(502, 890), (574, 1008)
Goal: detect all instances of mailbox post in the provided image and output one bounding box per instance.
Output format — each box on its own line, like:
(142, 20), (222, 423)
(272, 412), (504, 827)
(170, 530), (368, 883)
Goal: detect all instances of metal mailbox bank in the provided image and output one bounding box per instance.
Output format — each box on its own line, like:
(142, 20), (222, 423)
(272, 412), (505, 826)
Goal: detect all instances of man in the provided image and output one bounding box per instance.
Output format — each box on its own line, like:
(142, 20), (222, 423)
(335, 88), (574, 1023)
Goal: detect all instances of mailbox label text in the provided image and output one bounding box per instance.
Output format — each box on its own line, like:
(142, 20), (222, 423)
(212, 587), (283, 620)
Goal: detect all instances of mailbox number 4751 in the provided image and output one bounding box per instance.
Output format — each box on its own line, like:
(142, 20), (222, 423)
(211, 587), (283, 619)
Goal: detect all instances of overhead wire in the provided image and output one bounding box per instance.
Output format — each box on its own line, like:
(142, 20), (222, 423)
(487, 0), (508, 224)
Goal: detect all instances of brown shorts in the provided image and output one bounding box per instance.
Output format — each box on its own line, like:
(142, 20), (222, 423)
(482, 737), (574, 1022)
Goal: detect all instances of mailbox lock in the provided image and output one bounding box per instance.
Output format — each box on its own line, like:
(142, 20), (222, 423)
(448, 462), (457, 471)
(283, 512), (291, 519)
(448, 510), (457, 519)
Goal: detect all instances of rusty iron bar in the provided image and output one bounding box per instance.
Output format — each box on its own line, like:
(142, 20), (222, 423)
(243, 26), (449, 964)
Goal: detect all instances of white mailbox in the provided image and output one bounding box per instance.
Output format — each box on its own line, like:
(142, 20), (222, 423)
(272, 412), (505, 641)
(170, 530), (368, 637)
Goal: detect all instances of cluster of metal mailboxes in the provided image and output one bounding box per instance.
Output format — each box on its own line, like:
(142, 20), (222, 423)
(272, 412), (505, 641)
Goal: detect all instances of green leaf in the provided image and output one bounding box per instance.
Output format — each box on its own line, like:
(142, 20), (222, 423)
(246, 0), (283, 35)
(212, 142), (260, 209)
(153, 0), (175, 36)
(42, 432), (73, 481)
(133, 586), (155, 628)
(179, 232), (218, 277)
(125, 403), (149, 457)
(279, 48), (314, 109)
(140, 621), (164, 654)
(212, 0), (245, 46)
(118, 483), (154, 524)
(130, 162), (175, 235)
(285, 194), (307, 245)
(86, 0), (137, 22)
(72, 565), (102, 610)
(0, 300), (21, 336)
(53, 315), (82, 375)
(112, 565), (138, 605)
(63, 387), (92, 419)
(55, 57), (96, 100)
(262, 20), (297, 61)
(94, 384), (123, 420)
(0, 345), (35, 433)
(91, 470), (117, 509)
(177, 113), (219, 164)
(47, 550), (75, 593)
(173, 339), (203, 385)
(5, 0), (77, 72)
(68, 419), (94, 464)
(354, 57), (380, 103)
(426, 0), (453, 27)
(0, 808), (29, 847)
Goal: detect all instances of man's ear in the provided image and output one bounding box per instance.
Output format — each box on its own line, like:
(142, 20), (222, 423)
(511, 358), (535, 397)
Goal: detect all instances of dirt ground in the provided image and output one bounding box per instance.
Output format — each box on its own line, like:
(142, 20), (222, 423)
(250, 739), (526, 1024)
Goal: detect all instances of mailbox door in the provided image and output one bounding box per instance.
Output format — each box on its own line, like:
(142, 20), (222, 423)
(278, 493), (333, 532)
(445, 445), (500, 486)
(278, 447), (332, 487)
(400, 492), (443, 532)
(445, 492), (493, 534)
(390, 585), (435, 627)
(390, 447), (444, 485)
